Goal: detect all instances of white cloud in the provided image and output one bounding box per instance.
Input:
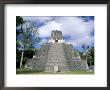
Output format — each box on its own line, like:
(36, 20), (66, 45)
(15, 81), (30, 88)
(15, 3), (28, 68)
(66, 35), (94, 47)
(39, 21), (62, 37)
(22, 16), (94, 47)
(38, 16), (94, 47)
(56, 17), (94, 39)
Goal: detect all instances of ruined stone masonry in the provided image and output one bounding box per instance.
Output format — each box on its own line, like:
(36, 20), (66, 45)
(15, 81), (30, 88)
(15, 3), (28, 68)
(26, 30), (89, 72)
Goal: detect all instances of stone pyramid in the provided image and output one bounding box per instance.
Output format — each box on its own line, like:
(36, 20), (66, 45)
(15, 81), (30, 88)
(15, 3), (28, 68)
(26, 30), (89, 72)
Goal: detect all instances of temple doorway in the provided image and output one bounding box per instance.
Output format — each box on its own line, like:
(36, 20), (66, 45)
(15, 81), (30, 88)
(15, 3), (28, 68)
(55, 40), (58, 42)
(54, 65), (59, 72)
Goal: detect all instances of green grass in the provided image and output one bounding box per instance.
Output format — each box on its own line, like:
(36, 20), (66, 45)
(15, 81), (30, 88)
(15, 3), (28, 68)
(16, 68), (94, 74)
(16, 68), (43, 74)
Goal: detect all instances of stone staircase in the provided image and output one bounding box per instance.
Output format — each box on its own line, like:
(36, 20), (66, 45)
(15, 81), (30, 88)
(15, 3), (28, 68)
(44, 43), (70, 72)
(26, 43), (89, 72)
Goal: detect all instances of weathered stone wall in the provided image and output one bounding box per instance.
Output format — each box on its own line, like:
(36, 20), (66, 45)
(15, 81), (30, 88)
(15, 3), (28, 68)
(51, 30), (63, 40)
(26, 44), (49, 70)
(68, 58), (89, 70)
(64, 44), (74, 60)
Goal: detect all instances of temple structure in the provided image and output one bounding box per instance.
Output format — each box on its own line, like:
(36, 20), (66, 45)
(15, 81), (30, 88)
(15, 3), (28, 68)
(26, 30), (89, 72)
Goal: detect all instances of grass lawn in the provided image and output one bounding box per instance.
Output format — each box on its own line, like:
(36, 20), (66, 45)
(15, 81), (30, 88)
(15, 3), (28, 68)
(16, 68), (94, 74)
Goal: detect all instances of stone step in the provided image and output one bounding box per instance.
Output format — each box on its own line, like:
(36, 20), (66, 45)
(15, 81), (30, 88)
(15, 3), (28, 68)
(44, 43), (69, 72)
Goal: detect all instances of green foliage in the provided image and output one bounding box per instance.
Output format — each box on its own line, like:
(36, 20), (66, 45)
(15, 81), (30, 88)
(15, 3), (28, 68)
(16, 16), (23, 27)
(87, 47), (94, 66)
(77, 43), (94, 66)
(16, 16), (24, 51)
(16, 50), (21, 68)
(24, 50), (35, 58)
(16, 49), (35, 68)
(16, 17), (41, 69)
(74, 48), (86, 60)
(78, 52), (86, 59)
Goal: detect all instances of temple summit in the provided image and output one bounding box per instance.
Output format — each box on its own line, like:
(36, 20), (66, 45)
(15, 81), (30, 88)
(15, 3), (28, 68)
(26, 30), (89, 72)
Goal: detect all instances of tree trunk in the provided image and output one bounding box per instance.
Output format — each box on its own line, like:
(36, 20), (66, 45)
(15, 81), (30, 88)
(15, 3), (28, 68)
(85, 56), (89, 69)
(90, 61), (91, 66)
(20, 51), (24, 68)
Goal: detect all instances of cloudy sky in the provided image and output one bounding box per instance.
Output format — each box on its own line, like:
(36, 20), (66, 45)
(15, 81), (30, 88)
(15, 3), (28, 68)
(22, 16), (94, 51)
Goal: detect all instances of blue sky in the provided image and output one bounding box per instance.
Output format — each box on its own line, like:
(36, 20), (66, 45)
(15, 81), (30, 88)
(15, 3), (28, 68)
(22, 16), (94, 51)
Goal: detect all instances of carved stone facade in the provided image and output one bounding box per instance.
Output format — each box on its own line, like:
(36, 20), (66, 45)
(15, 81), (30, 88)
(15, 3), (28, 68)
(48, 30), (65, 43)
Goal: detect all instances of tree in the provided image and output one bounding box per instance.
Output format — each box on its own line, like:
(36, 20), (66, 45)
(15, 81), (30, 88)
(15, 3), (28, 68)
(19, 27), (26, 68)
(16, 16), (24, 68)
(87, 47), (94, 66)
(80, 42), (94, 66)
(16, 16), (24, 48)
(16, 16), (23, 27)
(16, 20), (41, 68)
(81, 43), (89, 60)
